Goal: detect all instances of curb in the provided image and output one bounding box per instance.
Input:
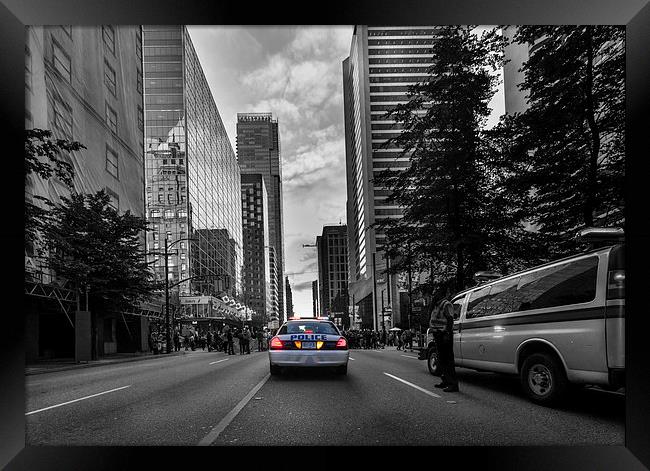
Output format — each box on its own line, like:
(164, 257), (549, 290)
(25, 350), (187, 376)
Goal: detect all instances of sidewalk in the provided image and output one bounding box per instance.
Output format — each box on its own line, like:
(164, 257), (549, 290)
(25, 349), (189, 376)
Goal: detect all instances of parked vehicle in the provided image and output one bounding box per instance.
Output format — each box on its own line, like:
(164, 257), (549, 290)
(419, 229), (625, 405)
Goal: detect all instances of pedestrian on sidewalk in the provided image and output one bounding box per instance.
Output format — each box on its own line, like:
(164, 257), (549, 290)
(206, 331), (213, 352)
(226, 328), (234, 355)
(173, 331), (180, 352)
(150, 331), (158, 355)
(256, 329), (264, 351)
(243, 327), (251, 354)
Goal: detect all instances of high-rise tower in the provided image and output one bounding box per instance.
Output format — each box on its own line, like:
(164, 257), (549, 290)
(237, 113), (286, 325)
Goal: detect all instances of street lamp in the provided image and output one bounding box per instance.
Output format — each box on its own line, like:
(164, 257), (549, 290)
(149, 237), (198, 353)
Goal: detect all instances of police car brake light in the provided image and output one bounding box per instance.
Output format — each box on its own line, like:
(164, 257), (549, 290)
(270, 336), (284, 349)
(336, 337), (348, 349)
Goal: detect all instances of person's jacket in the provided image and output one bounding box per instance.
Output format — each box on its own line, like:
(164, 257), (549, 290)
(430, 299), (454, 339)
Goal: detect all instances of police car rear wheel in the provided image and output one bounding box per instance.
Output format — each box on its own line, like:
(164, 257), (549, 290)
(270, 364), (281, 376)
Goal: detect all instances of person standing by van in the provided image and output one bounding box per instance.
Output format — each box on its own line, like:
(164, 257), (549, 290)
(431, 288), (459, 392)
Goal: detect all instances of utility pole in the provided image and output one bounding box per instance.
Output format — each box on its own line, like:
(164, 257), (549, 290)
(165, 238), (170, 354)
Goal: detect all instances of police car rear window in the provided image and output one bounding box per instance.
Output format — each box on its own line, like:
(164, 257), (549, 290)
(278, 322), (339, 335)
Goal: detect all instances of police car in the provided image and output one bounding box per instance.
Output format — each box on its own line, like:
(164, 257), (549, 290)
(268, 317), (349, 375)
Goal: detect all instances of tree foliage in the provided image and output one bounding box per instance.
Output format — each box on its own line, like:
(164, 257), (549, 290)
(374, 26), (532, 295)
(25, 129), (85, 250)
(39, 190), (161, 314)
(490, 26), (625, 257)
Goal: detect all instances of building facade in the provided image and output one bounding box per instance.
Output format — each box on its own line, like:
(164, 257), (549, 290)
(285, 276), (294, 318)
(343, 26), (441, 330)
(236, 113), (286, 324)
(240, 173), (275, 328)
(143, 26), (243, 307)
(316, 225), (349, 328)
(312, 280), (319, 317)
(25, 25), (148, 361)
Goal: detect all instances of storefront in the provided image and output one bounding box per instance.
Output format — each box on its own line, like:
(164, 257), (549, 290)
(177, 295), (244, 335)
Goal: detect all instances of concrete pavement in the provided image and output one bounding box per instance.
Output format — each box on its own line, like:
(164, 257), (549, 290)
(25, 345), (624, 446)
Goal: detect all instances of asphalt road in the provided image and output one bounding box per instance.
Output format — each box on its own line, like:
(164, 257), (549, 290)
(25, 347), (624, 446)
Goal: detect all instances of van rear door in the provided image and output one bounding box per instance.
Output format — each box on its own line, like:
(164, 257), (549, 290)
(605, 245), (625, 370)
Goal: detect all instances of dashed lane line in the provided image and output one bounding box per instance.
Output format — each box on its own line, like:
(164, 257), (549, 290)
(349, 357), (356, 361)
(209, 359), (229, 365)
(198, 374), (271, 446)
(25, 385), (132, 416)
(383, 372), (442, 399)
(400, 355), (419, 359)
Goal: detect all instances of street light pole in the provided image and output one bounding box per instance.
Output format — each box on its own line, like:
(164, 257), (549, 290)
(165, 238), (170, 354)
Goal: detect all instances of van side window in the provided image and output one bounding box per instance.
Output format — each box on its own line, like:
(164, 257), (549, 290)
(466, 286), (491, 319)
(451, 296), (464, 320)
(515, 256), (599, 311)
(483, 277), (521, 316)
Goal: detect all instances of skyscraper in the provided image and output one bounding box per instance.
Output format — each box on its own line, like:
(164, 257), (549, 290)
(312, 280), (319, 318)
(241, 173), (275, 328)
(237, 113), (286, 324)
(143, 26), (242, 306)
(317, 225), (349, 327)
(285, 276), (294, 318)
(343, 26), (440, 330)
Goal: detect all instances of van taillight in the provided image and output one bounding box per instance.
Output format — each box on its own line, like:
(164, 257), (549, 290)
(607, 270), (625, 299)
(270, 337), (284, 349)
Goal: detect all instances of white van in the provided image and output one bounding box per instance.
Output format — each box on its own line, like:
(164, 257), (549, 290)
(421, 240), (625, 405)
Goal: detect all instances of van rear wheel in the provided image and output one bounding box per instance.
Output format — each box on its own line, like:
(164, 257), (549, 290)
(520, 353), (567, 405)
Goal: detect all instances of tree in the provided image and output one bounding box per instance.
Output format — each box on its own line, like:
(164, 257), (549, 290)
(39, 190), (161, 315)
(493, 26), (625, 257)
(25, 129), (85, 251)
(374, 26), (530, 295)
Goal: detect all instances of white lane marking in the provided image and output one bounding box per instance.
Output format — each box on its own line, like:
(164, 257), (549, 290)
(209, 359), (229, 365)
(383, 373), (442, 399)
(400, 355), (418, 359)
(198, 374), (271, 446)
(349, 357), (356, 361)
(25, 385), (132, 416)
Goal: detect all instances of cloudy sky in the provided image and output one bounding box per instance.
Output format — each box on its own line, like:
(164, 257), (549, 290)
(187, 26), (504, 317)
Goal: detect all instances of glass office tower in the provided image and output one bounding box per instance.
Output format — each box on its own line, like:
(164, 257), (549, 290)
(143, 25), (242, 300)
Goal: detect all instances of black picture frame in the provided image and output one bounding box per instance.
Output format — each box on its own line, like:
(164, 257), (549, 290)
(3, 0), (649, 468)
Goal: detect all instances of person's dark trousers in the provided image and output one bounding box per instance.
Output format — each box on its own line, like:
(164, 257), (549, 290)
(438, 338), (459, 389)
(228, 341), (234, 355)
(245, 340), (250, 354)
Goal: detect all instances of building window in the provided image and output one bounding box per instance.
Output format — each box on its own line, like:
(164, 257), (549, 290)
(104, 60), (116, 97)
(105, 146), (119, 179)
(152, 232), (158, 241)
(53, 97), (73, 140)
(105, 102), (117, 134)
(102, 25), (115, 55)
(158, 193), (164, 203)
(153, 242), (159, 249)
(135, 30), (142, 62)
(151, 210), (161, 218)
(164, 209), (174, 218)
(25, 46), (32, 91)
(52, 39), (71, 83)
(105, 188), (119, 211)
